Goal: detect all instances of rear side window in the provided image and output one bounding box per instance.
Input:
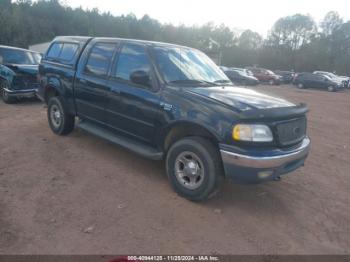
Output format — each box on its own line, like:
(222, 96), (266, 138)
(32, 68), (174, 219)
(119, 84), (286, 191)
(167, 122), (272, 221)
(46, 42), (78, 63)
(59, 43), (78, 62)
(47, 43), (62, 59)
(85, 43), (116, 77)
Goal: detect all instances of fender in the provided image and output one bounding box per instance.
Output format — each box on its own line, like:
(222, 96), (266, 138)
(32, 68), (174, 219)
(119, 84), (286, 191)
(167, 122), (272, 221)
(43, 75), (76, 115)
(159, 119), (222, 151)
(0, 64), (15, 87)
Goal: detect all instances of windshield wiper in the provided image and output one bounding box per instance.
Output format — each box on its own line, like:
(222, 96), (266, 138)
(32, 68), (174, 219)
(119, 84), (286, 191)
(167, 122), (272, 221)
(214, 79), (234, 86)
(168, 79), (219, 86)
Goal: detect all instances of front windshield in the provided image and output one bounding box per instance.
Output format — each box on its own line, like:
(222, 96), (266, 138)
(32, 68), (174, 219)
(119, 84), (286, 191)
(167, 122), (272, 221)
(0, 48), (40, 65)
(152, 46), (231, 85)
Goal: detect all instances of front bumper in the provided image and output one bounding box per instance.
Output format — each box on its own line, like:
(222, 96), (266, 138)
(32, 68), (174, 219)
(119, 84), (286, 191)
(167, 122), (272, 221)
(220, 137), (310, 184)
(4, 88), (38, 98)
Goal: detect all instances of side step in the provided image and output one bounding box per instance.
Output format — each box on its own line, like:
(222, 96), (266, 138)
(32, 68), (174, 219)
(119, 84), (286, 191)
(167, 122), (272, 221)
(77, 121), (164, 160)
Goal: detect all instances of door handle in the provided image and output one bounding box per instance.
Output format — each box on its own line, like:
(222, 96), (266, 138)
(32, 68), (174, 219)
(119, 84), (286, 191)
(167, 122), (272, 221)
(80, 79), (87, 84)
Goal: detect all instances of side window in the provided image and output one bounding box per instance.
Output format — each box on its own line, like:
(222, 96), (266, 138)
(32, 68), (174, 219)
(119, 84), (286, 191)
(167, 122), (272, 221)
(47, 43), (63, 59)
(59, 43), (78, 62)
(114, 44), (152, 87)
(85, 43), (116, 77)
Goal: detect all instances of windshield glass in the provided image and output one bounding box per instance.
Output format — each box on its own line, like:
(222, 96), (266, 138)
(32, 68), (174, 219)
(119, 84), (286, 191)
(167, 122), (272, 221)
(152, 46), (231, 85)
(0, 48), (40, 65)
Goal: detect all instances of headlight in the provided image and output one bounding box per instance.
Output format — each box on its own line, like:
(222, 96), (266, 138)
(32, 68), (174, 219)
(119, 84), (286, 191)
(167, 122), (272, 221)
(233, 124), (273, 142)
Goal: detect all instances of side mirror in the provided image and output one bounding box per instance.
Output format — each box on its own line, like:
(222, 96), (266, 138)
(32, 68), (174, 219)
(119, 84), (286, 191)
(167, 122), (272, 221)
(130, 70), (151, 87)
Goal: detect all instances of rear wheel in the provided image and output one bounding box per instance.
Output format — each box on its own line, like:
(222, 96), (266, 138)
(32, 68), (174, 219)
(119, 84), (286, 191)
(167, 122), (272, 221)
(0, 80), (16, 104)
(166, 137), (223, 202)
(48, 96), (75, 135)
(297, 83), (304, 89)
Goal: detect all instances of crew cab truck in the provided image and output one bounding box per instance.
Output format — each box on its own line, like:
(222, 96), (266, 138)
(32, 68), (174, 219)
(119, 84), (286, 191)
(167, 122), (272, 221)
(38, 36), (311, 201)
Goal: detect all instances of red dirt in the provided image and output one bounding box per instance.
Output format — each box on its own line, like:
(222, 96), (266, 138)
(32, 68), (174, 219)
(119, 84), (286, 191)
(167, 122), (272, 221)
(0, 85), (349, 254)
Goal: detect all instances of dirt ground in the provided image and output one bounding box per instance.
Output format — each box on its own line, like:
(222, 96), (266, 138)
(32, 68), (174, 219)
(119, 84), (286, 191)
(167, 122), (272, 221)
(0, 85), (350, 255)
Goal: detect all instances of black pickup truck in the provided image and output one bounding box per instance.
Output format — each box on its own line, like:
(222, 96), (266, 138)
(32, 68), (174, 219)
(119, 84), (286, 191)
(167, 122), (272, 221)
(38, 36), (310, 201)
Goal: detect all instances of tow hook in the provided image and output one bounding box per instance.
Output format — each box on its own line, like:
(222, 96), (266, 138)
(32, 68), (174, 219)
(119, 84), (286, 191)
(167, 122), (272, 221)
(273, 176), (281, 181)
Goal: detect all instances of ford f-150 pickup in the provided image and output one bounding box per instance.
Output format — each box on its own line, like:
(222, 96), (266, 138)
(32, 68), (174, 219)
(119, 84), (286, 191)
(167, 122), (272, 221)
(37, 36), (310, 201)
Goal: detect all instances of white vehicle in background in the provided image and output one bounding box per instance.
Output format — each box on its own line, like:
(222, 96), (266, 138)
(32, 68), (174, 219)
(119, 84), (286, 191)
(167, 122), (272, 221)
(313, 71), (350, 88)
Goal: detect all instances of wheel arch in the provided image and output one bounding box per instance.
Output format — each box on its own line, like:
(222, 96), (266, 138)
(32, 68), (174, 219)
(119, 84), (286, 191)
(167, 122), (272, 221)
(43, 77), (64, 104)
(162, 121), (221, 153)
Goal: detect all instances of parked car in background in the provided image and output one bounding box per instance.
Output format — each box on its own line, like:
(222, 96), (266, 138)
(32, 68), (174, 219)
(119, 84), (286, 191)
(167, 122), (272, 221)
(0, 45), (41, 103)
(38, 36), (310, 201)
(247, 67), (282, 85)
(231, 67), (254, 77)
(274, 70), (295, 84)
(294, 72), (343, 92)
(313, 71), (349, 88)
(221, 67), (259, 86)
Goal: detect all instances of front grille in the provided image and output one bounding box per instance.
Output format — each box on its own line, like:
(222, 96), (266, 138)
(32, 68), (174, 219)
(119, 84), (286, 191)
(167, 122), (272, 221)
(276, 117), (306, 146)
(13, 74), (39, 90)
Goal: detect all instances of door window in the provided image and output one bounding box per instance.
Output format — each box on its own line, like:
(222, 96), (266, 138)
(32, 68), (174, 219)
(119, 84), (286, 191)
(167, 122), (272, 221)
(114, 44), (152, 88)
(59, 43), (78, 62)
(85, 43), (116, 77)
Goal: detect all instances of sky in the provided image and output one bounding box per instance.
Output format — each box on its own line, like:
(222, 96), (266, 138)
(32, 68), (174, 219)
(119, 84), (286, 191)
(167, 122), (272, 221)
(61, 0), (350, 36)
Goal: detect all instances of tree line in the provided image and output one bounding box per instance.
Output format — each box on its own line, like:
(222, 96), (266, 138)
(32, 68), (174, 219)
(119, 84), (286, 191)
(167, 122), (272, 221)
(0, 0), (349, 74)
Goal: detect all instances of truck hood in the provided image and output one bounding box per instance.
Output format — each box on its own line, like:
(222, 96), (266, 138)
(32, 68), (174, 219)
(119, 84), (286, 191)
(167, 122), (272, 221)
(186, 86), (295, 111)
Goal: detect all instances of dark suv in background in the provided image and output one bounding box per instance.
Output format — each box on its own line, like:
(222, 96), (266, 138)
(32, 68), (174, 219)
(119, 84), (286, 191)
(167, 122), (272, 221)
(220, 67), (259, 86)
(293, 72), (343, 92)
(0, 45), (41, 103)
(274, 70), (295, 84)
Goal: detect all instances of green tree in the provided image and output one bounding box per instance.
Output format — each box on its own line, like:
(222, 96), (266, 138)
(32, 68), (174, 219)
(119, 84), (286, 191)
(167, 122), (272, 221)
(321, 11), (343, 36)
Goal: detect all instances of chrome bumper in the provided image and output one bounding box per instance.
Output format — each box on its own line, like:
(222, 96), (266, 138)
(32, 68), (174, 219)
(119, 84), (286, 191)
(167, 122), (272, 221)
(4, 88), (37, 97)
(220, 137), (310, 169)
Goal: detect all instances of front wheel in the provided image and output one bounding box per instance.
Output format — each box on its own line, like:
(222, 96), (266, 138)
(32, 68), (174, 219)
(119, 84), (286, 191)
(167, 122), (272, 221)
(1, 80), (16, 104)
(327, 86), (335, 92)
(48, 96), (75, 135)
(166, 137), (223, 202)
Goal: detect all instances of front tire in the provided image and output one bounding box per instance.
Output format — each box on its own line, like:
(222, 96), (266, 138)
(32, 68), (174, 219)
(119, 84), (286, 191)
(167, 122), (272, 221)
(166, 137), (223, 202)
(327, 86), (335, 92)
(0, 80), (16, 104)
(48, 96), (75, 135)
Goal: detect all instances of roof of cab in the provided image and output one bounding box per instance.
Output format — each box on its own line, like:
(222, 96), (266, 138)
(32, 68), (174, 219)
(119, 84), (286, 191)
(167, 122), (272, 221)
(52, 36), (194, 50)
(0, 45), (40, 54)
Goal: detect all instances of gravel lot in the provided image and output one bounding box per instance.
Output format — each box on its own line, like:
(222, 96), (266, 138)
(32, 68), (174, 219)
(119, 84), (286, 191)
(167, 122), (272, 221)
(0, 85), (349, 255)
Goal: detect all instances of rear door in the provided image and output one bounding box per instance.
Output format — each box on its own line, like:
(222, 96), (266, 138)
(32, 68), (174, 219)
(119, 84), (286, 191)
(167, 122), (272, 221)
(74, 41), (118, 124)
(105, 43), (161, 144)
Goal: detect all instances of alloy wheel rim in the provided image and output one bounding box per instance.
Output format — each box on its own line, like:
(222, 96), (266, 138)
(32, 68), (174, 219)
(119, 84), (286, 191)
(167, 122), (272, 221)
(175, 151), (204, 190)
(50, 104), (62, 128)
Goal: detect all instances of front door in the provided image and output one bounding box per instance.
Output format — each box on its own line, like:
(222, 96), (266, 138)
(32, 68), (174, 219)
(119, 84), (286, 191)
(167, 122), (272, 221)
(105, 43), (161, 144)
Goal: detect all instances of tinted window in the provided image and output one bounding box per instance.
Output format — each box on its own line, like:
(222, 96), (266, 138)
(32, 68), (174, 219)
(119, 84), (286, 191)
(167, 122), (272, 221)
(59, 43), (78, 62)
(0, 48), (38, 65)
(47, 43), (63, 59)
(85, 43), (116, 77)
(115, 44), (151, 85)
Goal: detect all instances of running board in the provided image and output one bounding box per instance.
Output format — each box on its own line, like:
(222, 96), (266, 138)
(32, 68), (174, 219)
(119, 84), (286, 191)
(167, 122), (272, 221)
(77, 121), (164, 160)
